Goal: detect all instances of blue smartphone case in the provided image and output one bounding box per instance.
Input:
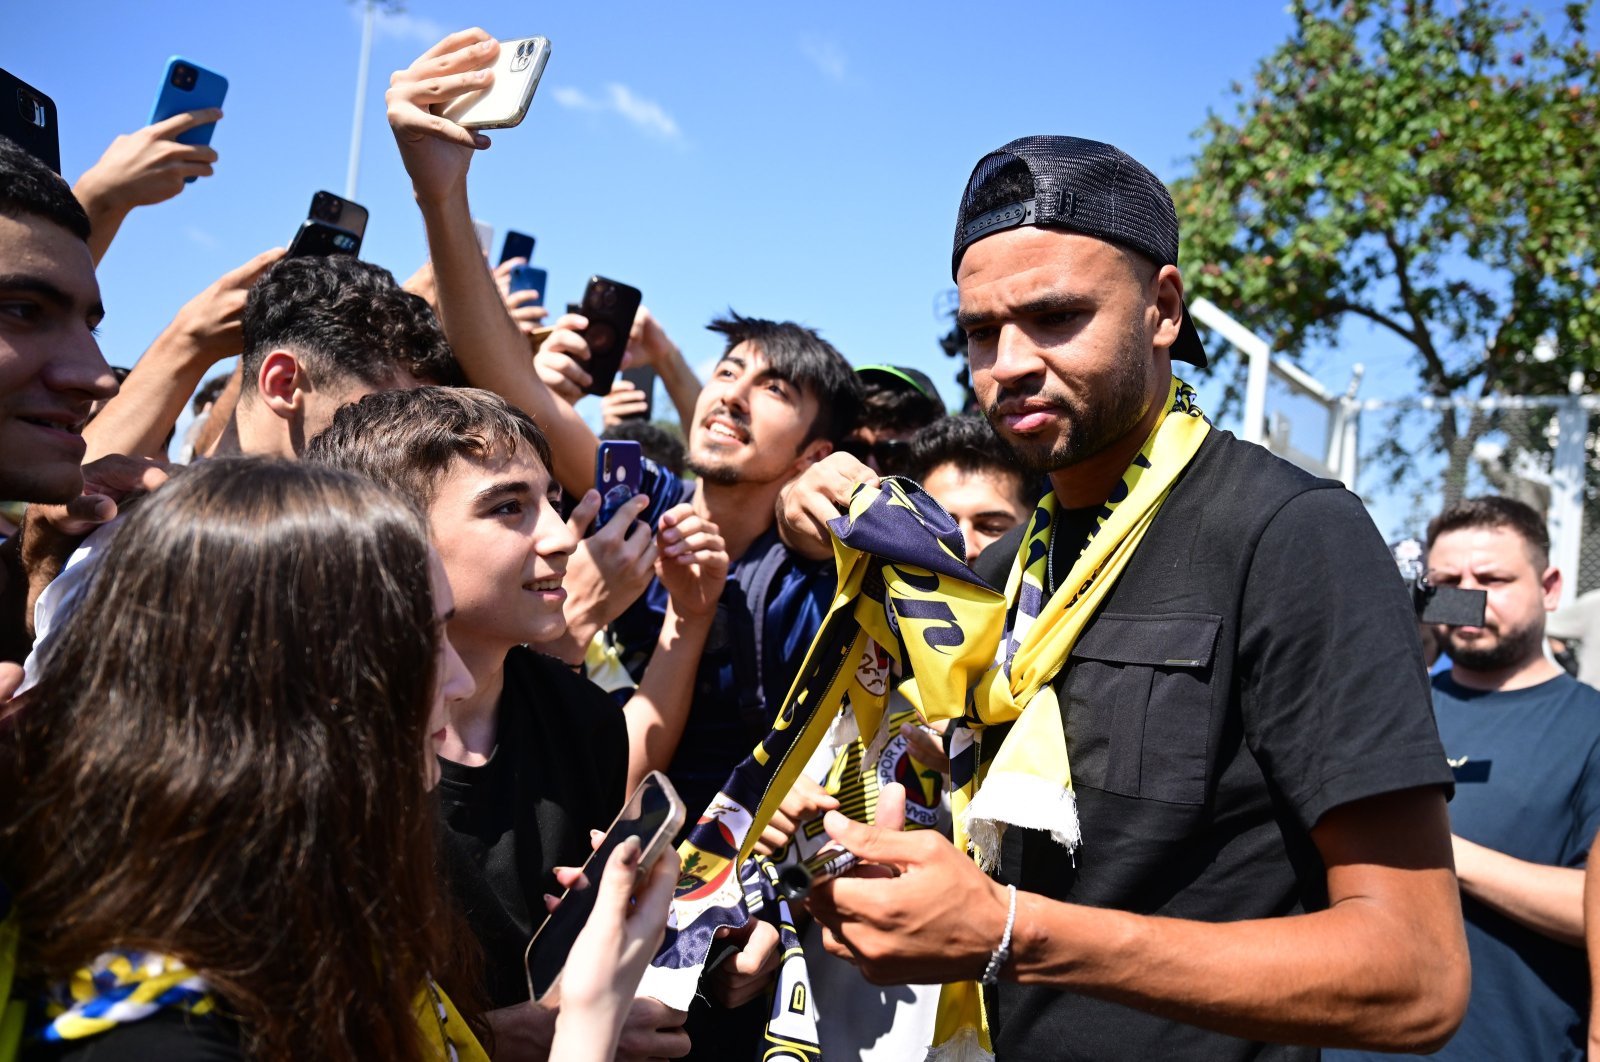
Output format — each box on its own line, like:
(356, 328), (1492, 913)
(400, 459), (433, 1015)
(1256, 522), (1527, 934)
(150, 57), (227, 181)
(594, 441), (643, 532)
(509, 265), (547, 307)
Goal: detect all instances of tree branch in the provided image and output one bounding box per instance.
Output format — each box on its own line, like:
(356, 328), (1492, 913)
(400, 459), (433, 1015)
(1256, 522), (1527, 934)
(1382, 227), (1450, 393)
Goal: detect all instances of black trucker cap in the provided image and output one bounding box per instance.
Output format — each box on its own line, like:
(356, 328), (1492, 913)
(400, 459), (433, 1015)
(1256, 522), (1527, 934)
(951, 135), (1207, 367)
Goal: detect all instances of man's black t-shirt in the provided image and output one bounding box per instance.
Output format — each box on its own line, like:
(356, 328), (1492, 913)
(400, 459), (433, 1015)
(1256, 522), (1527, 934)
(971, 429), (1453, 1061)
(436, 647), (629, 1008)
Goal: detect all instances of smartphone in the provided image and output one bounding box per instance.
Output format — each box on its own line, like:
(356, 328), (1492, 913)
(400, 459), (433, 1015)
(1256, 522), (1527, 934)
(472, 218), (494, 258)
(0, 67), (59, 172)
(307, 190), (368, 240)
(150, 57), (227, 182)
(593, 440), (643, 532)
(619, 366), (656, 421)
(500, 229), (535, 265)
(523, 770), (684, 1001)
(508, 264), (547, 307)
(579, 276), (643, 397)
(441, 36), (551, 130)
(288, 219), (361, 258)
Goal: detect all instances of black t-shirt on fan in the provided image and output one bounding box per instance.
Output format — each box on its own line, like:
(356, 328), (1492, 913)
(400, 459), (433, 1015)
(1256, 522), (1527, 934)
(436, 646), (630, 1009)
(971, 429), (1453, 1062)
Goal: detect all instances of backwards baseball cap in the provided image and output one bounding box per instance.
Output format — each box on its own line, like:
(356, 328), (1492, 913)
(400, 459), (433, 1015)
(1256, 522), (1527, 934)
(951, 135), (1207, 367)
(854, 364), (945, 412)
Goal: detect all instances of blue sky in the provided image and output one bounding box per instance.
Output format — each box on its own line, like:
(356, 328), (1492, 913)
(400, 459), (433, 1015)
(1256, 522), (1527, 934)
(8, 0), (1435, 530)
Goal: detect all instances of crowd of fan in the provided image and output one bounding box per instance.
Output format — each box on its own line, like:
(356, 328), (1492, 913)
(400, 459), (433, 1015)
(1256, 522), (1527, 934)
(5, 25), (1600, 1062)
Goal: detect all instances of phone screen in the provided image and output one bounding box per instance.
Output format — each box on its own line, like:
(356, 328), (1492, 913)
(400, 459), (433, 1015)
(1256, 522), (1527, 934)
(289, 220), (361, 258)
(524, 772), (683, 1000)
(579, 276), (643, 397)
(500, 230), (536, 265)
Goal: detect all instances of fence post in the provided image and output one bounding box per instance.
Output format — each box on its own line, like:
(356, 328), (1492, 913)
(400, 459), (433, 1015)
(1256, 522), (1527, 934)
(1549, 372), (1587, 608)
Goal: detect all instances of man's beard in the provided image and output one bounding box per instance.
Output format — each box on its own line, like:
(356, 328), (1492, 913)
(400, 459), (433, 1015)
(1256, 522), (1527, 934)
(982, 330), (1150, 476)
(687, 452), (743, 485)
(1444, 619), (1545, 673)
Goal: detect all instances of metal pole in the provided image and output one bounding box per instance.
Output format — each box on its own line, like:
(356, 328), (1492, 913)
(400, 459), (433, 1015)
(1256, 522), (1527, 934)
(1549, 370), (1587, 607)
(1189, 298), (1272, 445)
(345, 0), (376, 201)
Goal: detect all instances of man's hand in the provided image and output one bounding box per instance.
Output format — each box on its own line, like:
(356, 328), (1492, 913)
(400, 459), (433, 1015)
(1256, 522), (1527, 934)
(614, 998), (691, 1061)
(626, 306), (675, 370)
(557, 492), (657, 653)
(386, 29), (498, 204)
(601, 379), (651, 429)
(73, 110), (223, 263)
(402, 259), (439, 311)
(900, 720), (951, 775)
(483, 1001), (557, 1061)
(776, 452), (879, 561)
(168, 247), (285, 366)
(535, 313), (594, 405)
(807, 783), (1011, 985)
(655, 505), (728, 619)
(707, 918), (783, 1009)
(754, 774), (840, 858)
(494, 257), (550, 335)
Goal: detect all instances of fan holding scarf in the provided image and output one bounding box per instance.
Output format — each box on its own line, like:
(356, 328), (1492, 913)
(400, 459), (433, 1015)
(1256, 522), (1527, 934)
(777, 136), (1470, 1062)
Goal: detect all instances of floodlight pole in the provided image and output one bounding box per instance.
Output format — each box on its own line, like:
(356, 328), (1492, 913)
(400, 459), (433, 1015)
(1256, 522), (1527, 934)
(344, 0), (376, 201)
(1549, 370), (1587, 608)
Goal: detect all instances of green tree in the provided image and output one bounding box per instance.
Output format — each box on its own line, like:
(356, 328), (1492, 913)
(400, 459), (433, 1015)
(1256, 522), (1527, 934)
(1173, 0), (1599, 501)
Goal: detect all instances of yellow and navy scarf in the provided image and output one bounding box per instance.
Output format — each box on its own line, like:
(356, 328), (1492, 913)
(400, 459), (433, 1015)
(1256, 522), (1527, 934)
(33, 949), (488, 1061)
(637, 377), (1206, 1061)
(917, 376), (1209, 1061)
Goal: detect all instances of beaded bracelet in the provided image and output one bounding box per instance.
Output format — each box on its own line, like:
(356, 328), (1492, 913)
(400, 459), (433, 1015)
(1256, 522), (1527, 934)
(981, 884), (1018, 986)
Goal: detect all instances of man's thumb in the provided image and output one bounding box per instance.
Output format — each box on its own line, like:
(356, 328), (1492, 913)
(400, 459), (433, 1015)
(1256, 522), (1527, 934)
(822, 808), (912, 869)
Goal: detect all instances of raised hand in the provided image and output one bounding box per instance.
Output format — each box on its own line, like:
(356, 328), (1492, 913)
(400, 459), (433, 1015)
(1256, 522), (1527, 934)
(492, 257), (549, 335)
(601, 379), (651, 428)
(386, 28), (499, 204)
(534, 312), (595, 405)
(73, 109), (224, 262)
(654, 504), (728, 620)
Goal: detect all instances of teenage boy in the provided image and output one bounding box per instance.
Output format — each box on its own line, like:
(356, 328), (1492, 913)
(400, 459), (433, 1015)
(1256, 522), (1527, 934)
(307, 385), (726, 1062)
(384, 33), (861, 1050)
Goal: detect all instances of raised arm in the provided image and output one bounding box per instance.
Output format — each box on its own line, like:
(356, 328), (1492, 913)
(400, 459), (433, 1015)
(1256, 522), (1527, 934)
(82, 248), (281, 463)
(618, 503), (726, 791)
(627, 308), (701, 430)
(385, 29), (599, 494)
(73, 110), (222, 265)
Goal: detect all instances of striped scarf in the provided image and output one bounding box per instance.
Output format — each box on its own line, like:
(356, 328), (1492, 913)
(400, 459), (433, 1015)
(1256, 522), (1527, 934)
(919, 376), (1209, 1061)
(33, 949), (488, 1061)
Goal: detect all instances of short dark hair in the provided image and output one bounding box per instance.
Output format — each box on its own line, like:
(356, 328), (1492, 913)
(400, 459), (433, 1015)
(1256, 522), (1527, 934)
(241, 257), (462, 395)
(1426, 495), (1550, 569)
(707, 311), (861, 444)
(858, 377), (944, 436)
(908, 415), (1035, 511)
(0, 135), (89, 241)
(305, 386), (553, 509)
(602, 420), (687, 476)
(191, 373), (230, 415)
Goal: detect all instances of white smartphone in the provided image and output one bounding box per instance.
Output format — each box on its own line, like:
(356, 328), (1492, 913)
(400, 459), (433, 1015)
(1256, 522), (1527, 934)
(523, 770), (685, 1001)
(472, 218), (494, 258)
(441, 36), (551, 130)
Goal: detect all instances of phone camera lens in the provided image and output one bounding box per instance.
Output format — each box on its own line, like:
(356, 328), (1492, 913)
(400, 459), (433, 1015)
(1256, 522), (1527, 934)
(172, 64), (197, 89)
(17, 90), (46, 128)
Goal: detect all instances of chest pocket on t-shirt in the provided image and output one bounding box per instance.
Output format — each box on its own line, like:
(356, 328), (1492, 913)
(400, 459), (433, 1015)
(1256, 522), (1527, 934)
(1060, 612), (1222, 805)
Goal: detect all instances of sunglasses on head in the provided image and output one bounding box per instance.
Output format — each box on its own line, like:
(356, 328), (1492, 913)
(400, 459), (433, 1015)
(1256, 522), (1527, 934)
(839, 437), (911, 469)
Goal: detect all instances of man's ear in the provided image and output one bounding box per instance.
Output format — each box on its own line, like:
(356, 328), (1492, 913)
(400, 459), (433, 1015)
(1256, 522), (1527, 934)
(257, 350), (306, 422)
(1151, 264), (1185, 353)
(793, 438), (834, 475)
(1542, 565), (1564, 612)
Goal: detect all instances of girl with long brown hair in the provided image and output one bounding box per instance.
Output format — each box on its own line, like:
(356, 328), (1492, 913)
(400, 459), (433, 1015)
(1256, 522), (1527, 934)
(0, 458), (674, 1062)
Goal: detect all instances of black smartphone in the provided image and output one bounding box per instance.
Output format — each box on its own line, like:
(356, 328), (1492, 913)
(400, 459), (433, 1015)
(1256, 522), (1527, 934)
(508, 264), (547, 308)
(0, 67), (60, 172)
(619, 366), (656, 421)
(500, 229), (535, 265)
(288, 219), (361, 258)
(307, 191), (368, 240)
(523, 771), (685, 1001)
(579, 276), (642, 398)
